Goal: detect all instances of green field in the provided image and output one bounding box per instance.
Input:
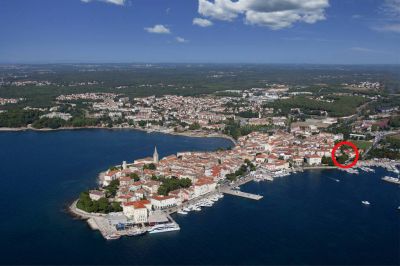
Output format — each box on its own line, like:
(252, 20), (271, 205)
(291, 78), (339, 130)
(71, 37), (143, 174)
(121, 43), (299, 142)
(352, 140), (373, 150)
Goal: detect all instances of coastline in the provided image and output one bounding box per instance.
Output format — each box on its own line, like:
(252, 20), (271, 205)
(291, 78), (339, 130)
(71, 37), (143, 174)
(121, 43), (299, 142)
(0, 126), (237, 144)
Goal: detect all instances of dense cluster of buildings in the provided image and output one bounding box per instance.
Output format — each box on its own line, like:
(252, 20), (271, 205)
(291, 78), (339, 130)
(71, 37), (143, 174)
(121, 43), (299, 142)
(90, 130), (345, 224)
(0, 97), (23, 106)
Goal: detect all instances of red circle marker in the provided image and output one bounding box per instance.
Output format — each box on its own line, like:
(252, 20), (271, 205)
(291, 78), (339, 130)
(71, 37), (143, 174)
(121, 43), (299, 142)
(331, 141), (359, 169)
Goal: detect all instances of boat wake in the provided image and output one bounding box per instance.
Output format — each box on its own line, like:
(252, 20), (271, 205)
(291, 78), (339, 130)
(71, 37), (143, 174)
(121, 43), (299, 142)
(328, 177), (340, 182)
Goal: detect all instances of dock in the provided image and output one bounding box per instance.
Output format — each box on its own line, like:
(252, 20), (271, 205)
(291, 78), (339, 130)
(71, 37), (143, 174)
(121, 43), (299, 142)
(220, 187), (263, 200)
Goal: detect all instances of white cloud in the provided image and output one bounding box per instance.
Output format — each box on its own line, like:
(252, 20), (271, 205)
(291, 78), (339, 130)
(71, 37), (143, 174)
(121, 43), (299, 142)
(144, 24), (171, 34)
(198, 0), (330, 29)
(81, 0), (126, 5)
(351, 47), (376, 53)
(176, 37), (189, 43)
(193, 17), (214, 27)
(373, 1), (400, 34)
(372, 24), (400, 33)
(382, 0), (400, 18)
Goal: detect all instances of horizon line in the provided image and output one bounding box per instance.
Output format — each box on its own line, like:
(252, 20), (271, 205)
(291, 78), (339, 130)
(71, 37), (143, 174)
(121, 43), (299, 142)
(1, 62), (399, 66)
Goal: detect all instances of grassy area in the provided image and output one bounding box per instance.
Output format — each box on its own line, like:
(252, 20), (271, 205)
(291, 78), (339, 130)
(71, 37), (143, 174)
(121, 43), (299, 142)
(266, 95), (367, 117)
(352, 140), (373, 150)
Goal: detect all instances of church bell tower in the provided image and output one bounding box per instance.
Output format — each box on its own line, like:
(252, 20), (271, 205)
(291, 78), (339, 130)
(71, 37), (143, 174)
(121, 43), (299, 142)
(153, 146), (159, 164)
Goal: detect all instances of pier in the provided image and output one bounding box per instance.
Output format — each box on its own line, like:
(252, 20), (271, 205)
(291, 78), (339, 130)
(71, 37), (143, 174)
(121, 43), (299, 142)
(220, 187), (263, 200)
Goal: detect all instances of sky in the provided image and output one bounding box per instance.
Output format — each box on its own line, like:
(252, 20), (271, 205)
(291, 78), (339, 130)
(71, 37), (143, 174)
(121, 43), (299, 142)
(0, 0), (399, 64)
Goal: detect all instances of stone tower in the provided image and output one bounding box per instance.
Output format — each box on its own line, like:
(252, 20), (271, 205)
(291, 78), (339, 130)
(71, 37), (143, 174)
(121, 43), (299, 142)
(153, 146), (159, 164)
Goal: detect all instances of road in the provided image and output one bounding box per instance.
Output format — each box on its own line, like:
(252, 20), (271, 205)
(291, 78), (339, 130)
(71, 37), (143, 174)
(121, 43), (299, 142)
(362, 129), (400, 159)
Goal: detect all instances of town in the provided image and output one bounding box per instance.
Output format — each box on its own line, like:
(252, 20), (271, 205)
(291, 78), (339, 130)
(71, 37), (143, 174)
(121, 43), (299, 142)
(70, 126), (399, 239)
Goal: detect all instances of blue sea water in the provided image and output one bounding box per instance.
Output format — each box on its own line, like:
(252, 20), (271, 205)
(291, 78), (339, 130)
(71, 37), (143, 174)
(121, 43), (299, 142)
(0, 130), (398, 265)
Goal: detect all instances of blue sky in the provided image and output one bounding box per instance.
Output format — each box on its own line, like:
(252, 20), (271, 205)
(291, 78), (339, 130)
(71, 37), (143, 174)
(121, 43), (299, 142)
(0, 0), (399, 64)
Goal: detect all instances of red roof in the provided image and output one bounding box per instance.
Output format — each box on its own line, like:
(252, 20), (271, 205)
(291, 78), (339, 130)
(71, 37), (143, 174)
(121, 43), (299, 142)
(151, 195), (175, 201)
(123, 200), (150, 209)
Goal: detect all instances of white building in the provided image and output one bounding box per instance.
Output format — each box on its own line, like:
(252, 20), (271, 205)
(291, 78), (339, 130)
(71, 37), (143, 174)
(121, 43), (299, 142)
(150, 195), (177, 210)
(122, 200), (152, 223)
(194, 178), (217, 197)
(305, 155), (322, 166)
(89, 190), (105, 201)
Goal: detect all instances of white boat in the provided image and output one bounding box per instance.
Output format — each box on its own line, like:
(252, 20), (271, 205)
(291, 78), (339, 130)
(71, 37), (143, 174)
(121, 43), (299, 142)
(210, 197), (218, 202)
(193, 206), (201, 211)
(382, 176), (400, 184)
(148, 223), (180, 234)
(105, 233), (121, 240)
(126, 229), (147, 236)
(362, 201), (370, 205)
(177, 210), (188, 215)
(182, 207), (190, 212)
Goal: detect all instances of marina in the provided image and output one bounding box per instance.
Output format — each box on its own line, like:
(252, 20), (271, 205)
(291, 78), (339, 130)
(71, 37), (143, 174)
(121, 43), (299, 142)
(1, 131), (399, 265)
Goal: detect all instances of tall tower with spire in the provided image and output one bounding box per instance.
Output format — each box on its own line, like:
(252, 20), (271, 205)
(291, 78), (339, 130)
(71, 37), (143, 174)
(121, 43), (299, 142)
(153, 146), (159, 164)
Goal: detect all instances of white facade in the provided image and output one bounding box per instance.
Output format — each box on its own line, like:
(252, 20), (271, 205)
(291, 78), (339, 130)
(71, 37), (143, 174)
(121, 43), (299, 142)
(150, 196), (177, 210)
(122, 200), (151, 224)
(306, 155), (322, 165)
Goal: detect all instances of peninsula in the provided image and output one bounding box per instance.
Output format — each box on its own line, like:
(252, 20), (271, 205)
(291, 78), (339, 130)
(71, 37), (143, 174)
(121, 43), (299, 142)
(69, 128), (400, 239)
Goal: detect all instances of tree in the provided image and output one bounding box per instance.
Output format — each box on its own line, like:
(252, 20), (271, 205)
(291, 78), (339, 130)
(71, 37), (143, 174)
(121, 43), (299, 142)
(111, 202), (122, 212)
(157, 177), (192, 196)
(189, 122), (201, 130)
(226, 173), (237, 182)
(321, 156), (334, 166)
(143, 163), (156, 170)
(138, 121), (146, 127)
(105, 179), (119, 197)
(97, 197), (110, 213)
(109, 166), (118, 171)
(76, 191), (95, 212)
(129, 173), (140, 181)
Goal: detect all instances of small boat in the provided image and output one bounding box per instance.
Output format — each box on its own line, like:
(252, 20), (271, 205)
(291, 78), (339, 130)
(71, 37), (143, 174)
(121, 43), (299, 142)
(126, 230), (147, 236)
(193, 207), (201, 211)
(362, 201), (370, 205)
(182, 207), (190, 212)
(177, 210), (188, 215)
(148, 223), (180, 234)
(105, 233), (121, 240)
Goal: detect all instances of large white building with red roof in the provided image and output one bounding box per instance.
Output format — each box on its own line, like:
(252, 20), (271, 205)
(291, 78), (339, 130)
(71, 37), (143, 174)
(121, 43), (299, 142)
(122, 200), (152, 223)
(150, 195), (177, 210)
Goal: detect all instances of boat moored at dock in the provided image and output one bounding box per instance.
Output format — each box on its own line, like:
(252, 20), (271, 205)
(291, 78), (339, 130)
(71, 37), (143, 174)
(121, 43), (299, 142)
(148, 223), (180, 234)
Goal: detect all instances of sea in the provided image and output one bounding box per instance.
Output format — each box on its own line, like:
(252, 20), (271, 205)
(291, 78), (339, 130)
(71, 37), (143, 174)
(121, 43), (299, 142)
(0, 129), (398, 265)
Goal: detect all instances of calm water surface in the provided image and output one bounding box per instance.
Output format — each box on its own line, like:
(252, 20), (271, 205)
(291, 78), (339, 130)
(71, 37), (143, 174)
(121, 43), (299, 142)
(0, 130), (398, 265)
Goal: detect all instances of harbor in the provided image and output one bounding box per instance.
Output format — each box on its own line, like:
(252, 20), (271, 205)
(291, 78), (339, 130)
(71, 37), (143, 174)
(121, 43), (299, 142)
(69, 157), (400, 240)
